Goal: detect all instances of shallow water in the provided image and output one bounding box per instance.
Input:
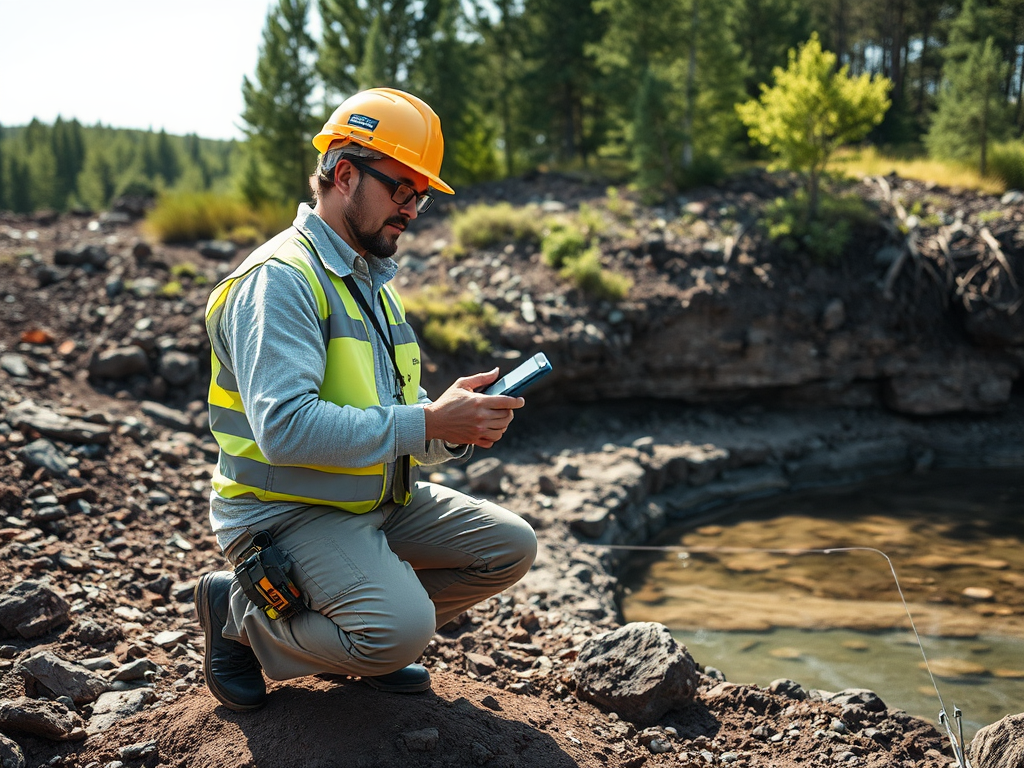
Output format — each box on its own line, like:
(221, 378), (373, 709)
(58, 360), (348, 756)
(619, 468), (1024, 738)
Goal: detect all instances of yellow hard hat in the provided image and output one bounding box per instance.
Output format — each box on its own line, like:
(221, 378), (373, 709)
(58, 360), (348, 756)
(312, 88), (454, 195)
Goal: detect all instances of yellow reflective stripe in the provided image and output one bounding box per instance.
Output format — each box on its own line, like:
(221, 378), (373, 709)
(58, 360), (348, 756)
(209, 384), (243, 411)
(215, 433), (270, 462)
(219, 454), (384, 504)
(209, 404), (254, 441)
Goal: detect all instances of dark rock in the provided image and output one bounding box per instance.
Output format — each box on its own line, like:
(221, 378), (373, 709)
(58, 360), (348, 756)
(198, 240), (237, 260)
(18, 651), (108, 704)
(88, 346), (149, 379)
(824, 688), (886, 712)
(7, 401), (111, 444)
(0, 696), (87, 741)
(140, 401), (193, 430)
(768, 678), (807, 701)
(16, 438), (70, 477)
(466, 457), (505, 494)
(0, 580), (71, 639)
(119, 741), (158, 761)
(53, 244), (110, 268)
(969, 712), (1024, 768)
(573, 621), (699, 726)
(0, 732), (25, 768)
(157, 350), (200, 386)
(112, 657), (162, 682)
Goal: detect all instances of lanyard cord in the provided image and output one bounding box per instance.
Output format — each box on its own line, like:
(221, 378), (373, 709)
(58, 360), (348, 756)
(342, 274), (405, 405)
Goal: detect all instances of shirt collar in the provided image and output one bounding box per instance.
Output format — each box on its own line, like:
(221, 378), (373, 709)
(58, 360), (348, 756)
(292, 203), (399, 286)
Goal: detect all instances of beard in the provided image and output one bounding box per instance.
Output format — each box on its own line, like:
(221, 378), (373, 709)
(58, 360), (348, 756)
(345, 180), (409, 260)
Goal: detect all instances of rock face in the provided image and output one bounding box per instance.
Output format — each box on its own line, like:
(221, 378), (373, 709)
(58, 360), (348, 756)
(970, 712), (1024, 768)
(573, 622), (699, 726)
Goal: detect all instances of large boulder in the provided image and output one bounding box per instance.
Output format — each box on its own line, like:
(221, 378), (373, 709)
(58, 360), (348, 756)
(970, 712), (1024, 768)
(573, 622), (699, 726)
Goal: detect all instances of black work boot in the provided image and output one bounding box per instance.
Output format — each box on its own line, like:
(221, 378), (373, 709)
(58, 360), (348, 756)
(363, 663), (431, 694)
(195, 571), (267, 711)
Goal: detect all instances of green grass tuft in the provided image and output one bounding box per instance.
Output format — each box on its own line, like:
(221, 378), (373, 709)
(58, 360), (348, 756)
(403, 286), (497, 355)
(560, 247), (632, 300)
(450, 203), (543, 250)
(145, 192), (293, 244)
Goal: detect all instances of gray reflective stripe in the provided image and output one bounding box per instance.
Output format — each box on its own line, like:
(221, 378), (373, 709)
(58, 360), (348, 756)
(297, 238), (370, 344)
(381, 290), (417, 346)
(220, 453), (383, 503)
(216, 366), (238, 391)
(209, 405), (255, 441)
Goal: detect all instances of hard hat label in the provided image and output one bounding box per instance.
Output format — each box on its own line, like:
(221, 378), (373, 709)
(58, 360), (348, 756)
(348, 114), (380, 132)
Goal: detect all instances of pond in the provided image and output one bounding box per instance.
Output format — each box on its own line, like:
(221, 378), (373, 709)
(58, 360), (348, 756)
(619, 468), (1024, 739)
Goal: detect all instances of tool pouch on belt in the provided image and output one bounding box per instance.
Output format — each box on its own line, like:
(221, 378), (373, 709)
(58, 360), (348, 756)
(233, 531), (305, 621)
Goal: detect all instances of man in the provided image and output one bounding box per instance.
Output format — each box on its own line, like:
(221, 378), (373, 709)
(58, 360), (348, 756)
(195, 88), (537, 711)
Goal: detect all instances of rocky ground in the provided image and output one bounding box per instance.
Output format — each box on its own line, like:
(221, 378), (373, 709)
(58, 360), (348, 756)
(0, 171), (1021, 768)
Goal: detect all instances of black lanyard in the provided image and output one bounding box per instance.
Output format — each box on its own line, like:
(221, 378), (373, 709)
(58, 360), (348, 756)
(342, 275), (405, 405)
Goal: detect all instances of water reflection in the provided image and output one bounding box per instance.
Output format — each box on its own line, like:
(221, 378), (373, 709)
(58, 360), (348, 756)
(619, 469), (1024, 738)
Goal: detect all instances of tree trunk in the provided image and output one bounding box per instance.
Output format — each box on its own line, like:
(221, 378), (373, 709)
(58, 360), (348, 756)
(917, 15), (932, 116)
(682, 0), (698, 172)
(980, 70), (991, 177)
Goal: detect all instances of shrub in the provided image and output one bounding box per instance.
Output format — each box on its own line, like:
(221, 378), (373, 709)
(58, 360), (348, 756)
(145, 192), (293, 244)
(541, 225), (588, 269)
(988, 141), (1024, 190)
(171, 262), (199, 279)
(450, 203), (543, 250)
(403, 286), (497, 355)
(227, 224), (264, 246)
(604, 186), (635, 223)
(762, 189), (876, 264)
(560, 247), (632, 300)
(160, 280), (184, 298)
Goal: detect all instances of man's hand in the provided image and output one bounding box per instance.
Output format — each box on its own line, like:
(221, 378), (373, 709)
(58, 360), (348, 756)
(423, 368), (525, 448)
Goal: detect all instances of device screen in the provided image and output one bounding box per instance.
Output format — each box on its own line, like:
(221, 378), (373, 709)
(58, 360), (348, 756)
(483, 353), (551, 396)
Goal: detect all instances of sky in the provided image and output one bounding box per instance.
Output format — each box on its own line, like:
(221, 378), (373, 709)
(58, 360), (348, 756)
(0, 0), (289, 141)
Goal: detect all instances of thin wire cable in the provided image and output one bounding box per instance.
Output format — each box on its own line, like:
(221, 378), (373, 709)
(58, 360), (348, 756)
(583, 542), (972, 766)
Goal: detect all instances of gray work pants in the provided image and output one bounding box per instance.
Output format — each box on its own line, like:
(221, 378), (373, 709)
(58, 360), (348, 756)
(220, 482), (537, 681)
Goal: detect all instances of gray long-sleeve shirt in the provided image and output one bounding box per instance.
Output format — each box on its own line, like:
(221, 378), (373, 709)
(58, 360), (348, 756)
(208, 203), (465, 549)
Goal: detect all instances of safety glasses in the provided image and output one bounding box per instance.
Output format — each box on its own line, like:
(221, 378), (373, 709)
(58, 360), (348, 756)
(347, 159), (434, 214)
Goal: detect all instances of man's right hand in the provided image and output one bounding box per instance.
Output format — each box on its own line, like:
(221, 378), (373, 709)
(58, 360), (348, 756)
(423, 368), (525, 448)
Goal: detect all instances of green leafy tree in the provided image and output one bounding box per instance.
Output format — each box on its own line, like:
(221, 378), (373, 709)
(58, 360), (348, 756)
(730, 0), (810, 98)
(736, 33), (891, 216)
(242, 0), (319, 203)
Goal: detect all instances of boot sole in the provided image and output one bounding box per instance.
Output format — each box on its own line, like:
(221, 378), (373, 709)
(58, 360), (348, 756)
(362, 675), (432, 694)
(195, 574), (266, 712)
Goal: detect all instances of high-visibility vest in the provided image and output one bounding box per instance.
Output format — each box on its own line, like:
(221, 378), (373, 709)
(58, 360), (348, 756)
(205, 228), (421, 513)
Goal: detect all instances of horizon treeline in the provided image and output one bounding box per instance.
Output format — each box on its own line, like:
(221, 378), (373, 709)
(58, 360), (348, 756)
(2, 0), (1023, 214)
(0, 119), (240, 214)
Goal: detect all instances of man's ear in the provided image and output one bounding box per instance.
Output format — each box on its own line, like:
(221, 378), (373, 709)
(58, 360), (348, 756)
(333, 160), (359, 197)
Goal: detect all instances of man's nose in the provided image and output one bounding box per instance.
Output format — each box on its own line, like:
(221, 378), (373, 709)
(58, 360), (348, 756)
(399, 196), (418, 220)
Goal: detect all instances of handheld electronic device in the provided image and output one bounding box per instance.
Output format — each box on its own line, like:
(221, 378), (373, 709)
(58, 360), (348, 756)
(482, 352), (552, 397)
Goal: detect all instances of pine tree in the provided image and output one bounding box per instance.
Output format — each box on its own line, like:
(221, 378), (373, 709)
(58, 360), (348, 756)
(52, 117), (86, 209)
(925, 36), (1011, 174)
(77, 145), (117, 211)
(8, 157), (32, 213)
(156, 129), (182, 187)
(242, 0), (319, 203)
(592, 0), (747, 194)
